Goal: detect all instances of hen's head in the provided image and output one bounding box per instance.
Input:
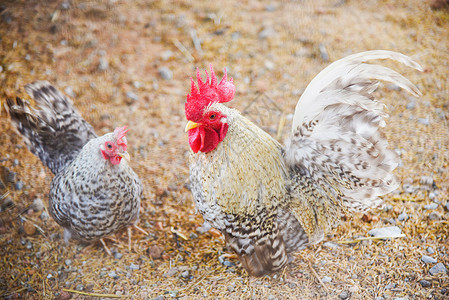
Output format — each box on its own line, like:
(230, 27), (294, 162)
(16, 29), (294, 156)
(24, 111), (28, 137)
(100, 126), (130, 165)
(184, 65), (235, 153)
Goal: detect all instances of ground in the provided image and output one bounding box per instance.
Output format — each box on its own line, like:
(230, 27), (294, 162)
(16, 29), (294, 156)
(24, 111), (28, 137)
(0, 0), (448, 299)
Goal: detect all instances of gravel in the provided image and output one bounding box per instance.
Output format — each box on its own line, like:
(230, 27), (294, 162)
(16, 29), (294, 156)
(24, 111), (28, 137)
(321, 276), (332, 283)
(429, 263), (447, 275)
(339, 291), (350, 299)
(126, 91), (138, 102)
(421, 255), (437, 264)
(420, 279), (431, 287)
(397, 212), (408, 221)
(31, 198), (44, 212)
(368, 226), (402, 238)
(158, 67), (173, 80)
(427, 246), (435, 254)
(424, 203), (438, 210)
(98, 58), (109, 71)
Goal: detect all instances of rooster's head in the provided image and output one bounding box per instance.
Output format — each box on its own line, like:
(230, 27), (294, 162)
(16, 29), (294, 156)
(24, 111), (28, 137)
(184, 65), (235, 153)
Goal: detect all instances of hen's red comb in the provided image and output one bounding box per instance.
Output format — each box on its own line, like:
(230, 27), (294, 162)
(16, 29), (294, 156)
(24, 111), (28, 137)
(185, 65), (235, 121)
(114, 126), (129, 151)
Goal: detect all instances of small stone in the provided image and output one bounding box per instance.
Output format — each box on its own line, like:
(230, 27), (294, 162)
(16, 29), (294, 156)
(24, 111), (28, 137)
(114, 252), (123, 260)
(323, 241), (339, 249)
(1, 197), (14, 210)
(160, 50), (173, 61)
(147, 245), (164, 259)
(417, 118), (430, 125)
(152, 296), (164, 300)
(26, 241), (32, 249)
(258, 26), (276, 39)
(375, 297), (384, 300)
(227, 285), (235, 292)
(76, 284), (84, 291)
(319, 43), (329, 62)
(132, 81), (142, 89)
(322, 276), (332, 283)
(420, 279), (431, 287)
(265, 4), (277, 11)
(264, 60), (275, 71)
(368, 226), (402, 238)
(60, 1), (70, 10)
(428, 212), (441, 220)
(385, 283), (396, 289)
(422, 255), (437, 264)
(429, 192), (436, 200)
(13, 159), (19, 166)
(181, 270), (189, 278)
(64, 86), (76, 98)
(65, 259), (72, 266)
(429, 263), (447, 275)
(129, 263), (140, 270)
(424, 203), (438, 210)
(339, 291), (350, 299)
(98, 58), (109, 71)
(383, 204), (393, 212)
(31, 198), (44, 212)
(189, 232), (198, 239)
(58, 290), (71, 300)
(108, 271), (119, 279)
(397, 212), (408, 221)
(15, 181), (24, 190)
(164, 267), (178, 277)
(126, 91), (138, 102)
(446, 202), (449, 211)
(158, 67), (173, 80)
(40, 211), (49, 220)
(427, 247), (435, 254)
(23, 221), (36, 236)
(406, 101), (416, 110)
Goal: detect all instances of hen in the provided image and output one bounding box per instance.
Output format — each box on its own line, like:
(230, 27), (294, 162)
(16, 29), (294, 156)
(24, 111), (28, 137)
(6, 81), (145, 254)
(184, 50), (422, 276)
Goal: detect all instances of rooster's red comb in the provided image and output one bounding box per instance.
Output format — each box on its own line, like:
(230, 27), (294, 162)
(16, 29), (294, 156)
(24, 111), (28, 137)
(185, 65), (235, 121)
(114, 126), (129, 151)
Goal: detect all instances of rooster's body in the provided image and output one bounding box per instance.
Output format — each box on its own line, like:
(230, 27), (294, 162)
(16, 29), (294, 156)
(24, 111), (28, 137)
(6, 82), (143, 252)
(184, 51), (422, 276)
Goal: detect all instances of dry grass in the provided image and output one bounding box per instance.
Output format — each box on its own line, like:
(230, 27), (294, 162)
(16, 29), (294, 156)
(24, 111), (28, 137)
(0, 0), (448, 299)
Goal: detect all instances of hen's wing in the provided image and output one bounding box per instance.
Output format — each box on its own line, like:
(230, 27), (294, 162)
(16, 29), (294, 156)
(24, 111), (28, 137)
(5, 81), (97, 174)
(285, 50), (422, 243)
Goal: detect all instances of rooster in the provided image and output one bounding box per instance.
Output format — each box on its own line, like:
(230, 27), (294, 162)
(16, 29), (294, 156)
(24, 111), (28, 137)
(184, 50), (422, 276)
(6, 81), (146, 254)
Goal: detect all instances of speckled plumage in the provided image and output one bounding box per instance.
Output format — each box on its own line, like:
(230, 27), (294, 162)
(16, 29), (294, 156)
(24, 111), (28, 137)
(6, 81), (142, 245)
(187, 51), (422, 276)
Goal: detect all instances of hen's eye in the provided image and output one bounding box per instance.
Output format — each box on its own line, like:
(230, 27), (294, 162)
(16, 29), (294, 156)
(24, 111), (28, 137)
(106, 143), (113, 149)
(209, 114), (216, 120)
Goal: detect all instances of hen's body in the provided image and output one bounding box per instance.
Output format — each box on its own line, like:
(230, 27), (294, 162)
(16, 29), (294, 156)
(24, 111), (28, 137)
(6, 81), (142, 245)
(186, 51), (422, 276)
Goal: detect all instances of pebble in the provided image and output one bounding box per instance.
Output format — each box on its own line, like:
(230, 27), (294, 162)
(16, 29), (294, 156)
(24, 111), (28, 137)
(133, 81), (142, 89)
(160, 50), (173, 61)
(15, 181), (24, 190)
(58, 290), (71, 300)
(152, 296), (164, 300)
(385, 283), (396, 289)
(61, 1), (70, 10)
(446, 202), (449, 211)
(424, 203), (438, 210)
(32, 198), (44, 212)
(164, 267), (178, 277)
(158, 67), (173, 80)
(65, 259), (72, 266)
(339, 291), (350, 299)
(98, 58), (109, 71)
(417, 118), (430, 125)
(129, 263), (140, 270)
(420, 279), (431, 287)
(114, 252), (123, 260)
(76, 284), (84, 291)
(126, 91), (138, 102)
(383, 204), (393, 212)
(23, 221), (36, 236)
(64, 86), (76, 98)
(1, 197), (14, 210)
(406, 101), (416, 110)
(40, 211), (49, 220)
(429, 263), (447, 275)
(319, 43), (329, 62)
(227, 285), (235, 292)
(321, 276), (332, 283)
(147, 245), (164, 259)
(427, 246), (435, 254)
(265, 4), (277, 12)
(368, 226), (402, 238)
(421, 255), (437, 264)
(181, 270), (189, 278)
(323, 241), (339, 249)
(428, 212), (441, 221)
(258, 26), (276, 39)
(108, 271), (119, 279)
(397, 212), (408, 221)
(13, 159), (19, 166)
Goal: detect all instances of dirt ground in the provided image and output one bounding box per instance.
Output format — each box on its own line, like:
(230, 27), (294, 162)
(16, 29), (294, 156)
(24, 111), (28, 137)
(0, 0), (448, 299)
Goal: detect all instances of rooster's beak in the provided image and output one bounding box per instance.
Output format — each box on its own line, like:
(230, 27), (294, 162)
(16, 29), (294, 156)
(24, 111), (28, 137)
(185, 121), (199, 132)
(119, 151), (131, 162)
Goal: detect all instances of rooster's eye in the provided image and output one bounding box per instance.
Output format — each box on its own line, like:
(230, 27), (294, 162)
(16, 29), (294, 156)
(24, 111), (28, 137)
(106, 143), (113, 149)
(209, 114), (216, 120)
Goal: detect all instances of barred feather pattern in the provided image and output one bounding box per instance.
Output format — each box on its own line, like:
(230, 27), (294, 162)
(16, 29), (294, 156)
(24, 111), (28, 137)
(6, 81), (97, 174)
(188, 50), (421, 276)
(6, 81), (142, 243)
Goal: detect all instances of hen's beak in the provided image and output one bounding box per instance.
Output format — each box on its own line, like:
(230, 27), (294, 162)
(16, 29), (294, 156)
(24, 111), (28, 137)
(119, 151), (131, 162)
(185, 120), (199, 132)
